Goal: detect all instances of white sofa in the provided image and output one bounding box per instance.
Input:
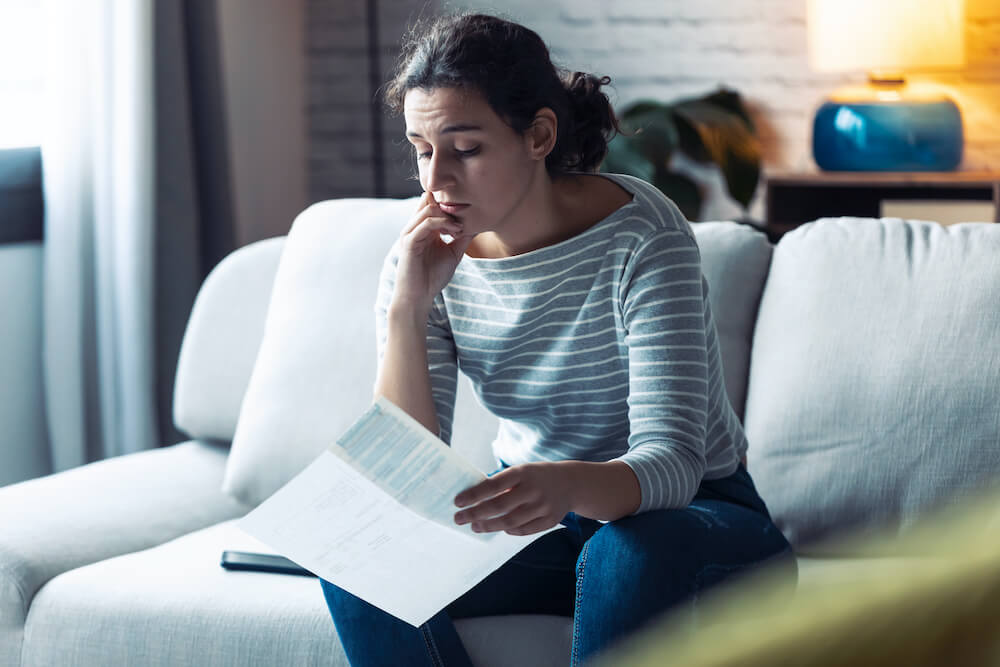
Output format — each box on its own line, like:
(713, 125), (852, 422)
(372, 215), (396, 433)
(2, 198), (998, 666)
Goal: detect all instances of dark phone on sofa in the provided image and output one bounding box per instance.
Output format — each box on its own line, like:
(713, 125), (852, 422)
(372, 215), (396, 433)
(220, 550), (316, 577)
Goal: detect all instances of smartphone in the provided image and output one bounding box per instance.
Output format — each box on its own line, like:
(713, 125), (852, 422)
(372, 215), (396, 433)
(220, 550), (316, 577)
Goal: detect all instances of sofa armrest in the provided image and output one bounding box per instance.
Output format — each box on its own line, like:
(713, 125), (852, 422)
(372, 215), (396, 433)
(0, 441), (248, 631)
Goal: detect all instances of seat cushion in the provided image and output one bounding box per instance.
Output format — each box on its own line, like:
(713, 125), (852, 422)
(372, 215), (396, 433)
(20, 520), (571, 667)
(0, 440), (246, 667)
(745, 218), (1000, 554)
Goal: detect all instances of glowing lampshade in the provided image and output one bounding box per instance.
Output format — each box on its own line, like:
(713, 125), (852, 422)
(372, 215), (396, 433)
(806, 0), (967, 171)
(808, 0), (965, 74)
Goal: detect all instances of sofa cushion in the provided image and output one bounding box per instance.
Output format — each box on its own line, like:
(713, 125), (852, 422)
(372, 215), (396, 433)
(745, 218), (1000, 554)
(20, 520), (572, 667)
(0, 441), (246, 667)
(222, 198), (500, 508)
(174, 237), (285, 443)
(691, 222), (773, 421)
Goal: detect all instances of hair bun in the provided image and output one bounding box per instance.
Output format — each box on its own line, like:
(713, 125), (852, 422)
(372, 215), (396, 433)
(555, 72), (618, 173)
(565, 72), (610, 98)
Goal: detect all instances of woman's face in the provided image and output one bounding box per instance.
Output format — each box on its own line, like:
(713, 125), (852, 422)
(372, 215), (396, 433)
(403, 86), (543, 238)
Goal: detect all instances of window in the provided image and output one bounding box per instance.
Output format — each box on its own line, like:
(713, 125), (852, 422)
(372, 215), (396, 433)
(0, 1), (44, 149)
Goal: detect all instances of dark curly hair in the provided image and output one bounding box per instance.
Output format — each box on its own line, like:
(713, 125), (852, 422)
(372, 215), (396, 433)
(385, 13), (619, 175)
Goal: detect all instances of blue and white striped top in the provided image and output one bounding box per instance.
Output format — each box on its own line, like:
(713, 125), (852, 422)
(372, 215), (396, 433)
(376, 173), (747, 512)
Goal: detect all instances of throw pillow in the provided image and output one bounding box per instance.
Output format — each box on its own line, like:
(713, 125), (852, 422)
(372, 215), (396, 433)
(745, 218), (1000, 554)
(692, 222), (773, 421)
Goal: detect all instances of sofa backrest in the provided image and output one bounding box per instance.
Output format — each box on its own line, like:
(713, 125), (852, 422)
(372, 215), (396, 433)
(745, 218), (1000, 556)
(173, 236), (285, 443)
(173, 201), (772, 473)
(692, 222), (773, 420)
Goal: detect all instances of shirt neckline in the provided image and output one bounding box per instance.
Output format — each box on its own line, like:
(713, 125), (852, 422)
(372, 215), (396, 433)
(461, 173), (640, 267)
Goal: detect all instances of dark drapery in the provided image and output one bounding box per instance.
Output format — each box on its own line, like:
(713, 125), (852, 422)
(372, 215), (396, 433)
(154, 0), (237, 446)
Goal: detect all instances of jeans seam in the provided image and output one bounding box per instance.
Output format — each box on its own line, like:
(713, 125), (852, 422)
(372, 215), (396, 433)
(419, 623), (445, 667)
(571, 541), (590, 667)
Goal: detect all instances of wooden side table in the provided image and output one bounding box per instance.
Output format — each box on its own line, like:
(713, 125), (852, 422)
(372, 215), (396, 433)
(763, 171), (1000, 241)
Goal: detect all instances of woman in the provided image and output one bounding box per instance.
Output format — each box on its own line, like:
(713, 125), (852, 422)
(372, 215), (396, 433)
(320, 12), (794, 667)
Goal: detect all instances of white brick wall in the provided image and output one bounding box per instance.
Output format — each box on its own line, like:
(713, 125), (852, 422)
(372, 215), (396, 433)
(308, 0), (1000, 219)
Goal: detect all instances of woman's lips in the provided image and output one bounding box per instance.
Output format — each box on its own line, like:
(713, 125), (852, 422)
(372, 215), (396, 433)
(438, 202), (469, 216)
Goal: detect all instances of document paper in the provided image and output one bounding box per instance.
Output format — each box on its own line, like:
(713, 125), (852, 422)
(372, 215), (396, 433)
(237, 397), (562, 626)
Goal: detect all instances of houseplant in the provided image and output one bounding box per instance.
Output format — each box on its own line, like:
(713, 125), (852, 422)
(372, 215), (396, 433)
(601, 88), (761, 221)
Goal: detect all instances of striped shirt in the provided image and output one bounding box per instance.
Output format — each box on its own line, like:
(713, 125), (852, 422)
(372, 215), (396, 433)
(375, 173), (747, 512)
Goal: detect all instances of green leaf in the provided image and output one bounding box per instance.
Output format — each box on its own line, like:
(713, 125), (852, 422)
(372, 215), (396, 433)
(617, 102), (678, 169)
(603, 89), (760, 214)
(602, 135), (702, 220)
(671, 95), (761, 209)
(700, 88), (756, 131)
(601, 133), (656, 183)
(620, 100), (667, 121)
(651, 170), (703, 221)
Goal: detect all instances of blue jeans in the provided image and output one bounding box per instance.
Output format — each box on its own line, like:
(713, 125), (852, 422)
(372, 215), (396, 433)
(319, 465), (795, 666)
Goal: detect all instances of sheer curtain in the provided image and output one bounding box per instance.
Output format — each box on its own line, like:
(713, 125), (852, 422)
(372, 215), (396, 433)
(39, 0), (235, 472)
(41, 0), (158, 470)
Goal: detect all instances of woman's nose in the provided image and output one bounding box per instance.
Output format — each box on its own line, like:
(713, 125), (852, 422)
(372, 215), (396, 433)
(423, 153), (454, 192)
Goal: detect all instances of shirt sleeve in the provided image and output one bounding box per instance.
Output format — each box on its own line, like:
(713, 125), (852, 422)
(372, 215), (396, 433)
(374, 244), (459, 443)
(613, 228), (709, 512)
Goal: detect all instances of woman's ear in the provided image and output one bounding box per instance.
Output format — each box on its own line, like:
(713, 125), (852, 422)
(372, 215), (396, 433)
(526, 108), (557, 161)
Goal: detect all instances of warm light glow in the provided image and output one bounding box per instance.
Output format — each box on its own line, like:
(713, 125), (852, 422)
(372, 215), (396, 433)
(875, 90), (902, 102)
(807, 0), (965, 73)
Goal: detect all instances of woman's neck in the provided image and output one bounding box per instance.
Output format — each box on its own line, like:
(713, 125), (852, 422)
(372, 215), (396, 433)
(466, 167), (562, 259)
(467, 173), (631, 259)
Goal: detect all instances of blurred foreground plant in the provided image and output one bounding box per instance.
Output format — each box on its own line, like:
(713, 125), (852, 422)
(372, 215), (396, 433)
(601, 88), (762, 221)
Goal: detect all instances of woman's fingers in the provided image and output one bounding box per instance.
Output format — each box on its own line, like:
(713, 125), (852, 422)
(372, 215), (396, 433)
(391, 191), (468, 308)
(453, 462), (573, 535)
(402, 215), (463, 251)
(504, 516), (559, 536)
(455, 468), (518, 508)
(473, 504), (549, 534)
(401, 192), (451, 237)
(446, 230), (476, 259)
(401, 199), (434, 235)
(454, 486), (525, 525)
(401, 206), (457, 239)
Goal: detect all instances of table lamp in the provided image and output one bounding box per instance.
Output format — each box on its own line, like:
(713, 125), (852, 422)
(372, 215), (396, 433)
(807, 0), (966, 171)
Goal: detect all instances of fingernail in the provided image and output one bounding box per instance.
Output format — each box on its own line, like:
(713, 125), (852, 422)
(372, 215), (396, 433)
(454, 496), (466, 507)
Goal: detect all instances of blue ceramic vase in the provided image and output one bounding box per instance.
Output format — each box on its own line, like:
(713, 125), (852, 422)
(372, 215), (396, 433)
(813, 98), (963, 171)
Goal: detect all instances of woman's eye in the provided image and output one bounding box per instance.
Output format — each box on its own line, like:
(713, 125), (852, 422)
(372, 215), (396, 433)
(413, 146), (479, 161)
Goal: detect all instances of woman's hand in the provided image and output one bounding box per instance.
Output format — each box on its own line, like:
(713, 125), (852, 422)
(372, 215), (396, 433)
(453, 462), (578, 536)
(391, 191), (475, 316)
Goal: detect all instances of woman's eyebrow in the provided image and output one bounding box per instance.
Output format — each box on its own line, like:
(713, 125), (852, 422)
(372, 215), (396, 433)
(406, 124), (483, 138)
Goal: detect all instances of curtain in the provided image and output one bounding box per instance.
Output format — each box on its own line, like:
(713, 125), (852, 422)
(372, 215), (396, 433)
(40, 0), (234, 472)
(154, 0), (236, 448)
(41, 0), (156, 469)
